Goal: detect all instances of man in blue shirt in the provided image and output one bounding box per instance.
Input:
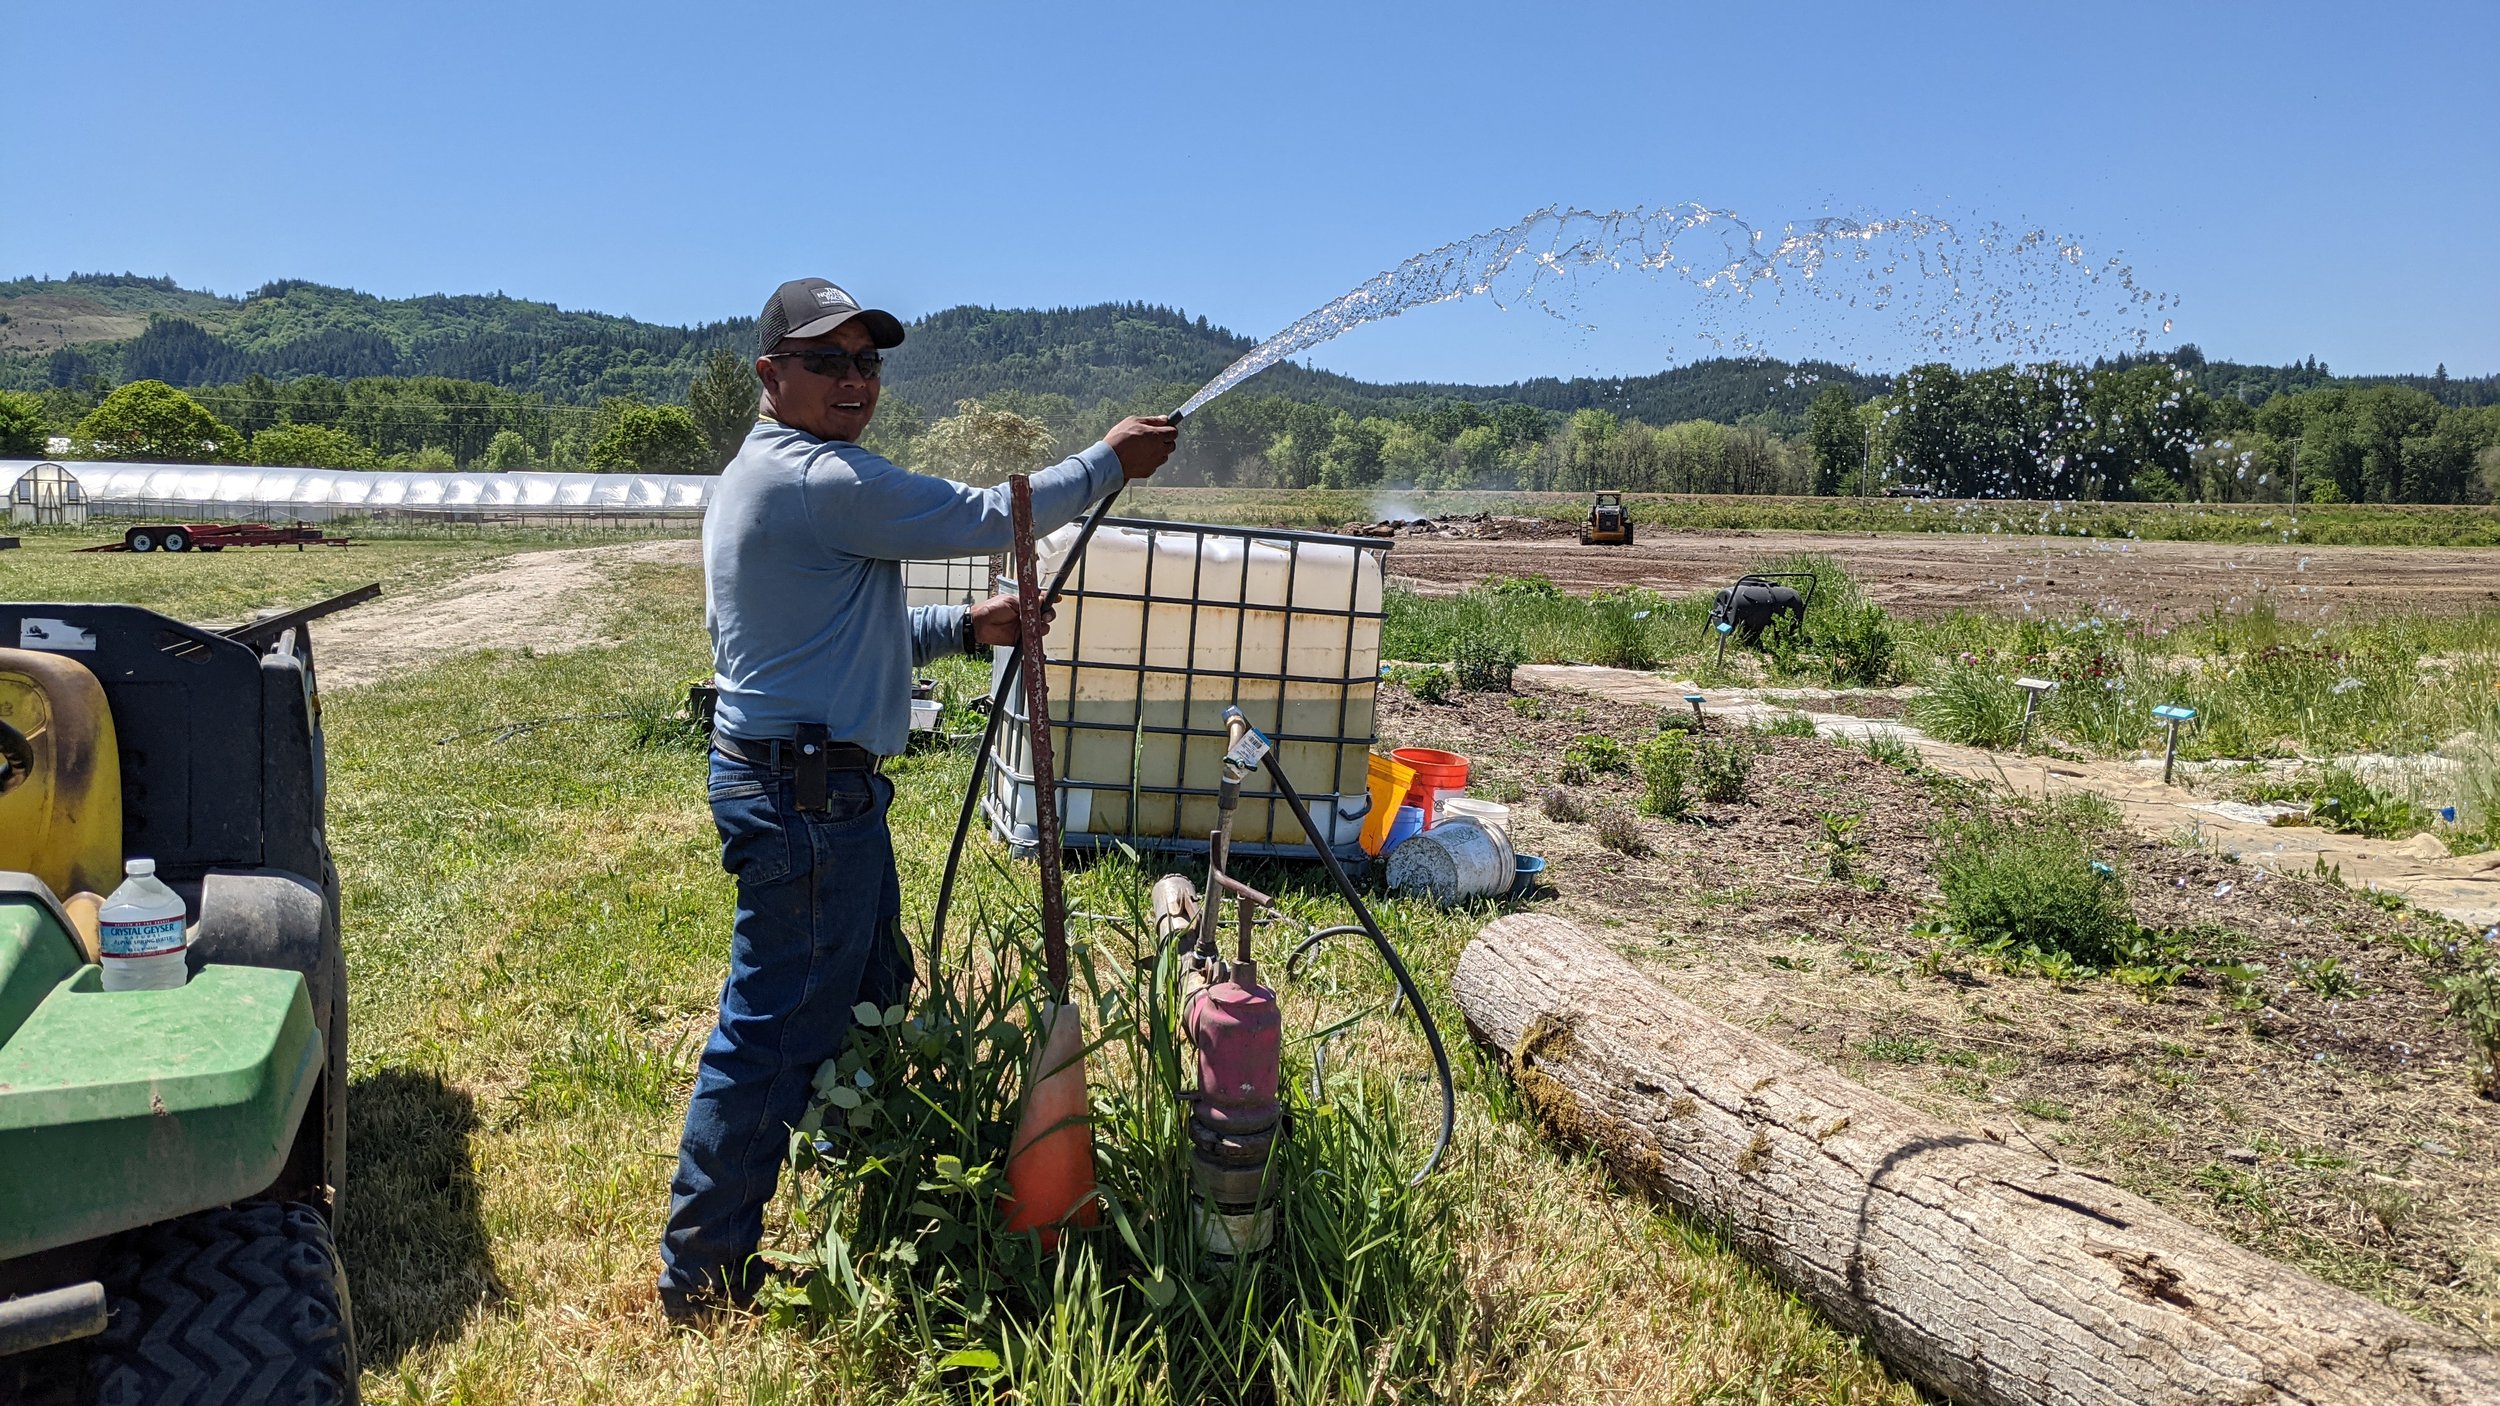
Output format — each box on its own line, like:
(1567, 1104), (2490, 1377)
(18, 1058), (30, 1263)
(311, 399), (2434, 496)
(662, 278), (1176, 1319)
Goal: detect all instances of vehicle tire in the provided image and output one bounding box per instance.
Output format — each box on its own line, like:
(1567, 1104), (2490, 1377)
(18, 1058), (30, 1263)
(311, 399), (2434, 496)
(1622, 524), (1634, 545)
(88, 1200), (358, 1406)
(127, 530), (157, 552)
(1579, 530), (1591, 545)
(160, 530), (190, 552)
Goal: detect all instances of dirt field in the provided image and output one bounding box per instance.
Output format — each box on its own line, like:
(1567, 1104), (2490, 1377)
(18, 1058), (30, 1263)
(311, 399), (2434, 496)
(1377, 527), (2500, 619)
(1376, 680), (2500, 1342)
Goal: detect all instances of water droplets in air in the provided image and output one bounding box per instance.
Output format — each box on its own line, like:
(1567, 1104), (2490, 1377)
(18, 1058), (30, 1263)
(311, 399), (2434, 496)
(1174, 203), (2175, 417)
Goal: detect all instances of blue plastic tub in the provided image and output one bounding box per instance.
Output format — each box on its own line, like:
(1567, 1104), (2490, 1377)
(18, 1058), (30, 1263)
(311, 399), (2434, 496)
(1510, 852), (1547, 898)
(1379, 804), (1425, 857)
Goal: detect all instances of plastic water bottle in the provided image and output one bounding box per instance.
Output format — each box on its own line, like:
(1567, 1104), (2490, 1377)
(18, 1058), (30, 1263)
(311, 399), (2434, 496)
(99, 859), (188, 992)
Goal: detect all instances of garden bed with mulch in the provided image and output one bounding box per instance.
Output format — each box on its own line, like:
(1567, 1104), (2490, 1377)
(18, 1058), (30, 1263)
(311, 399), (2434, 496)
(1379, 678), (2500, 1342)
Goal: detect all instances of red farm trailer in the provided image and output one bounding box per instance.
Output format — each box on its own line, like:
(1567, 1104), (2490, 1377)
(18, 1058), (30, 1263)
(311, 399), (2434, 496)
(80, 523), (352, 553)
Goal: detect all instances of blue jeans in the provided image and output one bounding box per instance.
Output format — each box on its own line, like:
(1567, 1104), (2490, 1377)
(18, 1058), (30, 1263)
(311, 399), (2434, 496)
(659, 749), (914, 1306)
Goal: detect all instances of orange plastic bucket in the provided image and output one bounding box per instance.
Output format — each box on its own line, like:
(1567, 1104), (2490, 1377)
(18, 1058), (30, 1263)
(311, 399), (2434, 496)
(1388, 747), (1470, 826)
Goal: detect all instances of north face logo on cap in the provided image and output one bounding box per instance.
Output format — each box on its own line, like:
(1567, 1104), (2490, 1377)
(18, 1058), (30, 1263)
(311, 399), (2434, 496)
(813, 287), (845, 307)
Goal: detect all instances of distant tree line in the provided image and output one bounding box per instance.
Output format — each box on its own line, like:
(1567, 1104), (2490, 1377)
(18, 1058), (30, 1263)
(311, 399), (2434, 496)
(10, 349), (2495, 507)
(3, 273), (2493, 501)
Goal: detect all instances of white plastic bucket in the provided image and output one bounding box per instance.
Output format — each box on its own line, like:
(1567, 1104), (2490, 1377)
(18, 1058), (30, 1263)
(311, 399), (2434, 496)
(1438, 797), (1511, 839)
(1384, 818), (1512, 904)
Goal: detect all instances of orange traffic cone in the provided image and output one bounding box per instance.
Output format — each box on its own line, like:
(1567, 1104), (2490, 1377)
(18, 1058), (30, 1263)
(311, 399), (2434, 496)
(1001, 999), (1100, 1248)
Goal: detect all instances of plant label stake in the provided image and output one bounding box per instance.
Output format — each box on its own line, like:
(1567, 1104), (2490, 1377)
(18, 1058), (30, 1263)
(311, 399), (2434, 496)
(1001, 473), (1099, 1248)
(2014, 677), (2057, 751)
(2153, 703), (2197, 786)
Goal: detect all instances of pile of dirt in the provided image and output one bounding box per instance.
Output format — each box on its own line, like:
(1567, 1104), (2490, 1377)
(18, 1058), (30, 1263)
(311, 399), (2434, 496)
(1378, 678), (2500, 1339)
(1338, 513), (1573, 542)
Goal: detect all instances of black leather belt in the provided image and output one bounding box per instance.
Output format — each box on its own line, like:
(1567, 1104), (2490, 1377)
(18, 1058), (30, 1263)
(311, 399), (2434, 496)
(714, 726), (882, 810)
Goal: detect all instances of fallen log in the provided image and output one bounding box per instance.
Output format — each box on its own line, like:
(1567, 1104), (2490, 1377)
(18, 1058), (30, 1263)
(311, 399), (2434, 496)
(1452, 913), (2500, 1406)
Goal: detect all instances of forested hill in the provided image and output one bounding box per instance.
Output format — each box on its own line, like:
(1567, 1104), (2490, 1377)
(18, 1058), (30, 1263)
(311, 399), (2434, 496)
(3, 271), (2490, 421)
(0, 273), (1890, 421)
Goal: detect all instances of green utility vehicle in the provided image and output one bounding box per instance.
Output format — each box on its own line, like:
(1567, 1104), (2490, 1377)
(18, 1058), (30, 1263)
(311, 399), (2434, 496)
(1, 590), (371, 1404)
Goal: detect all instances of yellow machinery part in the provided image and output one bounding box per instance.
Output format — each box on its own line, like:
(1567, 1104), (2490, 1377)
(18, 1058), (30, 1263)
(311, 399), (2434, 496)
(0, 647), (123, 899)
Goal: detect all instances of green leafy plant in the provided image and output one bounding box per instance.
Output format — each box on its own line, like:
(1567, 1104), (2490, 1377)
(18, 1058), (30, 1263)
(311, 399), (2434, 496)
(1508, 695), (1547, 721)
(1695, 734), (1754, 803)
(1817, 810), (1864, 880)
(1857, 1036), (1930, 1064)
(1392, 664), (1453, 704)
(1760, 614), (1809, 678)
(2248, 767), (2431, 840)
(1484, 573), (1563, 600)
(1564, 733), (1629, 775)
(2292, 955), (2365, 1001)
(2432, 949), (2500, 1100)
(1931, 813), (2143, 972)
(1818, 603), (1899, 688)
(1454, 632), (1523, 692)
(1634, 730), (1693, 818)
(2110, 926), (2196, 996)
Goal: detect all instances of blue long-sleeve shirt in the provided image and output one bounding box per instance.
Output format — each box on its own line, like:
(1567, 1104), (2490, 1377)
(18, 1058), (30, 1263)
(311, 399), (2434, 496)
(702, 419), (1124, 754)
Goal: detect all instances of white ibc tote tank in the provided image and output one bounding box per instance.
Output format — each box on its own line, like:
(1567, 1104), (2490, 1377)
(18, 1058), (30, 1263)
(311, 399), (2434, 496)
(902, 555), (992, 609)
(988, 519), (1386, 854)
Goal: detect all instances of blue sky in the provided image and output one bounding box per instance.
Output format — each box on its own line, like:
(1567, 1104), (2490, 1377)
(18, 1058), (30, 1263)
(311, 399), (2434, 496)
(10, 0), (2495, 385)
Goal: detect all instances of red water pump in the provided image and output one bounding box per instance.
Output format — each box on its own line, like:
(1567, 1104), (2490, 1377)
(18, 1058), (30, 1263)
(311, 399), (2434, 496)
(1152, 712), (1287, 1257)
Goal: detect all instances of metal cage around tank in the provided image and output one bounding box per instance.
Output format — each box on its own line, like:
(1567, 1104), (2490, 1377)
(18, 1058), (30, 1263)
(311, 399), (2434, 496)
(983, 518), (1389, 860)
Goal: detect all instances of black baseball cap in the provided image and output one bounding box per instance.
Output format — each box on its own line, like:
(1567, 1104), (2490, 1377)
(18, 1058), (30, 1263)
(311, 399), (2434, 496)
(758, 278), (907, 355)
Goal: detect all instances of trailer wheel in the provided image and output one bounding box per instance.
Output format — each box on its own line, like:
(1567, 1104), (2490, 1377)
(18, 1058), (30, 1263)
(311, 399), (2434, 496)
(160, 529), (191, 553)
(126, 529), (157, 552)
(88, 1200), (358, 1406)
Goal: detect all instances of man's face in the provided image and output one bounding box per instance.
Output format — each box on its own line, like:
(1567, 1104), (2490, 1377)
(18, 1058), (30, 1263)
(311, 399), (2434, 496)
(758, 319), (883, 444)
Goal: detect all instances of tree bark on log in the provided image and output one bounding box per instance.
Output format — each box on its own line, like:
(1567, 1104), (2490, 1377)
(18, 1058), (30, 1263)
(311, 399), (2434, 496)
(1453, 913), (2500, 1406)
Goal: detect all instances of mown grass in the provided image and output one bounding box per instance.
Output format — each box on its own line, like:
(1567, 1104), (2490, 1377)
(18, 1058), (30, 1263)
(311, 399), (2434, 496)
(1124, 487), (2500, 548)
(327, 562), (1910, 1390)
(0, 521), (685, 623)
(0, 539), (1914, 1403)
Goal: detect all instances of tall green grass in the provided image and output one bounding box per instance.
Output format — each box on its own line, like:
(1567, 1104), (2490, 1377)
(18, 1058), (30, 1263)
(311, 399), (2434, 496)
(770, 871), (1471, 1404)
(1387, 558), (2500, 770)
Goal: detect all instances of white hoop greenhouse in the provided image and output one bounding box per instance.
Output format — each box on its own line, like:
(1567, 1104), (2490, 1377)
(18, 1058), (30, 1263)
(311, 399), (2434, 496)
(0, 459), (718, 525)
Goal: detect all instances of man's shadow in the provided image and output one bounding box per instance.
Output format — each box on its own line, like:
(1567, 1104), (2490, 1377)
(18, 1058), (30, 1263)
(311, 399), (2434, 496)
(341, 1068), (505, 1364)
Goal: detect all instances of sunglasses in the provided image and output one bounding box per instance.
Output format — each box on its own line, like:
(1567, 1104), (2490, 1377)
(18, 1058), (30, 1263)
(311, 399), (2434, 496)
(767, 348), (885, 379)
